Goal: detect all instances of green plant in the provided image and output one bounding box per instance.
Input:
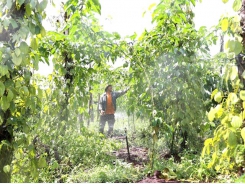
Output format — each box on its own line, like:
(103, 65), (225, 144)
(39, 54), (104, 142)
(66, 161), (143, 183)
(202, 63), (245, 175)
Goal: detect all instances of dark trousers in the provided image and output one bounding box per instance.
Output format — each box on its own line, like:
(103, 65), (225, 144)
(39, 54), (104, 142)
(99, 114), (115, 136)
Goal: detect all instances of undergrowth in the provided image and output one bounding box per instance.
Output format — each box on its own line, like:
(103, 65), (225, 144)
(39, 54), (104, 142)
(11, 120), (144, 183)
(66, 161), (143, 183)
(10, 115), (244, 183)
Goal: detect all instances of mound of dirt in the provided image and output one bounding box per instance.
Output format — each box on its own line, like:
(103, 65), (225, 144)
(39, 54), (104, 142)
(138, 177), (180, 183)
(113, 146), (149, 167)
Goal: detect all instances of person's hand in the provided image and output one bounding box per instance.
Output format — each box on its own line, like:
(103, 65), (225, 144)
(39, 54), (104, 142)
(100, 110), (105, 115)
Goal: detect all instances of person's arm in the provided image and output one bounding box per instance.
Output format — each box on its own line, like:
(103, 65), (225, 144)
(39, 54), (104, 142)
(99, 95), (105, 115)
(99, 96), (102, 111)
(115, 87), (130, 98)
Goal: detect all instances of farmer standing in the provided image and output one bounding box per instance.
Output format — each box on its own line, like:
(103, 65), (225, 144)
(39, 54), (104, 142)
(99, 84), (129, 137)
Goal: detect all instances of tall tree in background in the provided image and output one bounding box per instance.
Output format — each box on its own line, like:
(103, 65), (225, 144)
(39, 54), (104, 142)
(125, 0), (216, 155)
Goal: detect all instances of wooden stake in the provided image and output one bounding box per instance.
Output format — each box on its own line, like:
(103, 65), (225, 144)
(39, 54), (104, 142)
(125, 128), (130, 160)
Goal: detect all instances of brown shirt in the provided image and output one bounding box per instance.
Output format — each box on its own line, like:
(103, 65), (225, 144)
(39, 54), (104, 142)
(105, 92), (115, 114)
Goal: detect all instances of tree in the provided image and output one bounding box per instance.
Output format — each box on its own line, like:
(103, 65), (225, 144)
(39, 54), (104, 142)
(0, 0), (49, 182)
(124, 0), (217, 156)
(0, 0), (126, 181)
(201, 0), (245, 176)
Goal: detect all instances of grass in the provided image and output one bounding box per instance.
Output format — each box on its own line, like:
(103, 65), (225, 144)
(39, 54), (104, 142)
(66, 161), (144, 183)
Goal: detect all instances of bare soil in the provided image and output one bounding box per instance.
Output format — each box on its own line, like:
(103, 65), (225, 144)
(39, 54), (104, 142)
(111, 135), (183, 183)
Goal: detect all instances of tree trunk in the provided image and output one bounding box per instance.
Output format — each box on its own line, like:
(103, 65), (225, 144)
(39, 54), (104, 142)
(0, 110), (13, 182)
(87, 85), (94, 127)
(61, 11), (73, 123)
(180, 130), (188, 152)
(238, 0), (245, 88)
(220, 34), (224, 53)
(0, 144), (13, 182)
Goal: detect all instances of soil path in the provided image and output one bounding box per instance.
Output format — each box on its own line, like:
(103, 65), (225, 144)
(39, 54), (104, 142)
(111, 136), (182, 183)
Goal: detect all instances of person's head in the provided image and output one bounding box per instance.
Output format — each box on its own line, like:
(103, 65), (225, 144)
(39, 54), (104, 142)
(105, 85), (112, 92)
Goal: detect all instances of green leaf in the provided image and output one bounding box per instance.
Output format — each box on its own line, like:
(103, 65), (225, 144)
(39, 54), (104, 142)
(88, 0), (101, 14)
(29, 22), (36, 34)
(51, 160), (59, 169)
(15, 48), (21, 57)
(30, 0), (37, 9)
(234, 41), (242, 55)
(225, 40), (235, 51)
(214, 92), (222, 103)
(3, 165), (10, 173)
(241, 128), (245, 143)
(240, 90), (245, 100)
(38, 88), (43, 99)
(23, 86), (29, 96)
(221, 115), (229, 125)
(30, 38), (38, 50)
(37, 0), (48, 13)
(190, 0), (195, 6)
(15, 152), (21, 159)
(12, 53), (22, 66)
(211, 89), (218, 99)
(6, 1), (13, 9)
(9, 19), (18, 29)
(130, 32), (137, 40)
(221, 19), (229, 31)
(208, 107), (215, 121)
(25, 3), (32, 16)
(33, 55), (39, 70)
(153, 132), (158, 142)
(233, 0), (242, 11)
(231, 116), (242, 128)
(19, 86), (29, 96)
(230, 65), (238, 80)
(215, 104), (224, 118)
(0, 65), (9, 77)
(222, 0), (229, 3)
(1, 96), (10, 111)
(35, 25), (40, 34)
(19, 41), (30, 54)
(40, 26), (46, 37)
(229, 93), (239, 104)
(3, 19), (10, 28)
(225, 40), (242, 54)
(38, 156), (47, 168)
(148, 3), (156, 11)
(7, 90), (14, 102)
(0, 82), (5, 97)
(228, 131), (237, 147)
(17, 0), (25, 6)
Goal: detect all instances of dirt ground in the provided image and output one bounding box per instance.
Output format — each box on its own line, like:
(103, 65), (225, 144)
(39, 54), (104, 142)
(112, 136), (182, 183)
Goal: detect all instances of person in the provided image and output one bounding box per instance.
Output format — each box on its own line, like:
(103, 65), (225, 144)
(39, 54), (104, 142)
(98, 84), (129, 137)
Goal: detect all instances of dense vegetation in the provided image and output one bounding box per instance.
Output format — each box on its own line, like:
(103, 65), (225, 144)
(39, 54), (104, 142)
(1, 0), (245, 182)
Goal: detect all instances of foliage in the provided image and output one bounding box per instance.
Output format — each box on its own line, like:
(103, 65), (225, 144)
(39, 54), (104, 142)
(1, 0), (244, 182)
(66, 161), (143, 183)
(0, 0), (50, 181)
(202, 63), (245, 174)
(124, 0), (219, 156)
(200, 0), (245, 178)
(153, 151), (216, 182)
(12, 126), (122, 182)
